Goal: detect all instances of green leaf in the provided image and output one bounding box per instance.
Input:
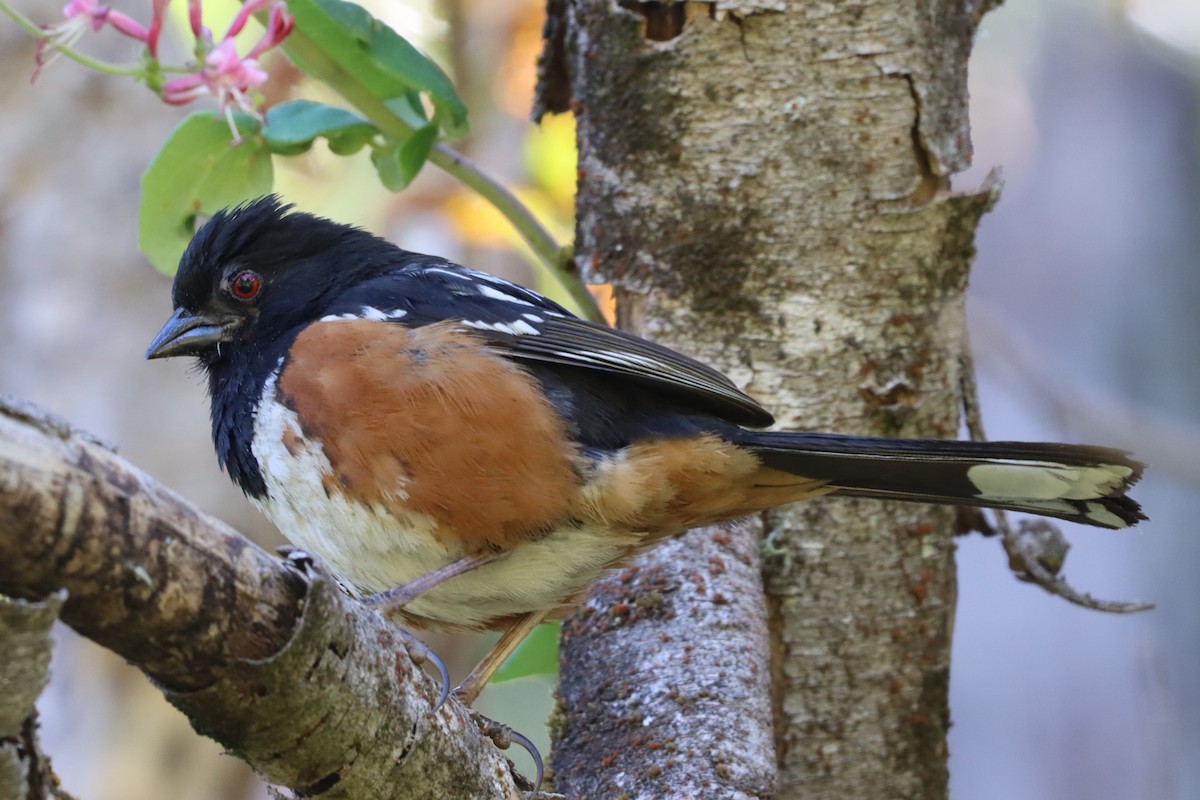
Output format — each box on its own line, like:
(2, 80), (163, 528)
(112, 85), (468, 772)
(370, 147), (405, 192)
(370, 124), (435, 191)
(397, 124), (437, 183)
(139, 113), (273, 275)
(492, 622), (560, 684)
(263, 100), (377, 156)
(284, 0), (468, 138)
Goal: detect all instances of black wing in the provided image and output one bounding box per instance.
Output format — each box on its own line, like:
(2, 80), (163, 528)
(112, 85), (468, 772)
(324, 260), (775, 427)
(477, 315), (774, 427)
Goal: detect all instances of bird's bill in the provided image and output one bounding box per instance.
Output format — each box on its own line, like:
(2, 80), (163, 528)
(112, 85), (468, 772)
(145, 308), (237, 360)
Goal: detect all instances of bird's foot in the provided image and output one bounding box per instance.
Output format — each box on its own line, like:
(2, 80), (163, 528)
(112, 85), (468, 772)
(396, 628), (451, 710)
(469, 707), (545, 791)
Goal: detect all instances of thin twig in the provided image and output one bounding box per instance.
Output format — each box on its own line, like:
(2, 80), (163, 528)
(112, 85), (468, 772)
(1000, 520), (1154, 614)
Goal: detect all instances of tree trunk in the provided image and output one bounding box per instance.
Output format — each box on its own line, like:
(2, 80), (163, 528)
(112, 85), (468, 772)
(546, 2), (996, 798)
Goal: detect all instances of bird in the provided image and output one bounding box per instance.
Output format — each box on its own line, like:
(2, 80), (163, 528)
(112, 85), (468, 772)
(146, 195), (1145, 709)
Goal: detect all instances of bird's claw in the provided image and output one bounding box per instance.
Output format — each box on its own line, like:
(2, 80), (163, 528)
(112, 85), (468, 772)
(470, 709), (545, 791)
(397, 629), (451, 710)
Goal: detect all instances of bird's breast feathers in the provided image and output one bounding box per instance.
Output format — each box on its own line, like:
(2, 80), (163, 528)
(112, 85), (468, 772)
(250, 362), (643, 630)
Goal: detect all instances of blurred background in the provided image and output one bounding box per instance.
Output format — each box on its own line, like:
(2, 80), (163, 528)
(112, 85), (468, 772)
(0, 0), (1195, 797)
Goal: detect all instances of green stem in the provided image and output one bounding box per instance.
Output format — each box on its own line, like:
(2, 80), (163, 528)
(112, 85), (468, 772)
(0, 0), (143, 76)
(278, 26), (604, 323)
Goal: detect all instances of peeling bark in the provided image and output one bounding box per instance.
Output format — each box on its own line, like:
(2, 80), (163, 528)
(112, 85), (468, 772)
(547, 1), (995, 798)
(0, 592), (71, 800)
(0, 398), (531, 800)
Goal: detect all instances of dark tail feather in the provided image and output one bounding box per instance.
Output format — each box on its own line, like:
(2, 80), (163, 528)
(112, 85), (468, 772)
(735, 431), (1146, 529)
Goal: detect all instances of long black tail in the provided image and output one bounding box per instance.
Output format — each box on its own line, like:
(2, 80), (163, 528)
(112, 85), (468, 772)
(735, 431), (1145, 529)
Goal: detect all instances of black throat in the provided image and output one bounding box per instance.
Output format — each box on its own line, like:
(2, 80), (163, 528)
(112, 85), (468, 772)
(203, 332), (297, 499)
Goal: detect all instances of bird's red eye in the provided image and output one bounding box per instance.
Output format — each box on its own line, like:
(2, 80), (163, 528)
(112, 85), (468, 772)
(229, 270), (261, 300)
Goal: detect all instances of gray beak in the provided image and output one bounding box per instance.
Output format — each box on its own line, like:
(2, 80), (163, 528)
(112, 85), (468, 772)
(145, 308), (237, 360)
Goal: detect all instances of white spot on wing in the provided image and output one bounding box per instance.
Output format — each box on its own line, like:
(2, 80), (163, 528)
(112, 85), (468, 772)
(423, 266), (472, 280)
(320, 307), (407, 322)
(464, 268), (522, 287)
(426, 264), (540, 297)
(478, 284), (536, 307)
(510, 319), (539, 335)
(459, 319), (539, 336)
(549, 348), (667, 372)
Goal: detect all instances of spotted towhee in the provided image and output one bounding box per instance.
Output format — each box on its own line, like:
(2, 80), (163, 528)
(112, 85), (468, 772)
(147, 196), (1145, 703)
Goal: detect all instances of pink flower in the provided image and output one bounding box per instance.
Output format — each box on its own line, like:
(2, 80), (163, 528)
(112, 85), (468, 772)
(160, 0), (294, 138)
(187, 0), (205, 40)
(162, 39), (266, 102)
(145, 0), (171, 58)
(31, 0), (294, 138)
(245, 0), (295, 59)
(34, 0), (149, 79)
(64, 0), (148, 37)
